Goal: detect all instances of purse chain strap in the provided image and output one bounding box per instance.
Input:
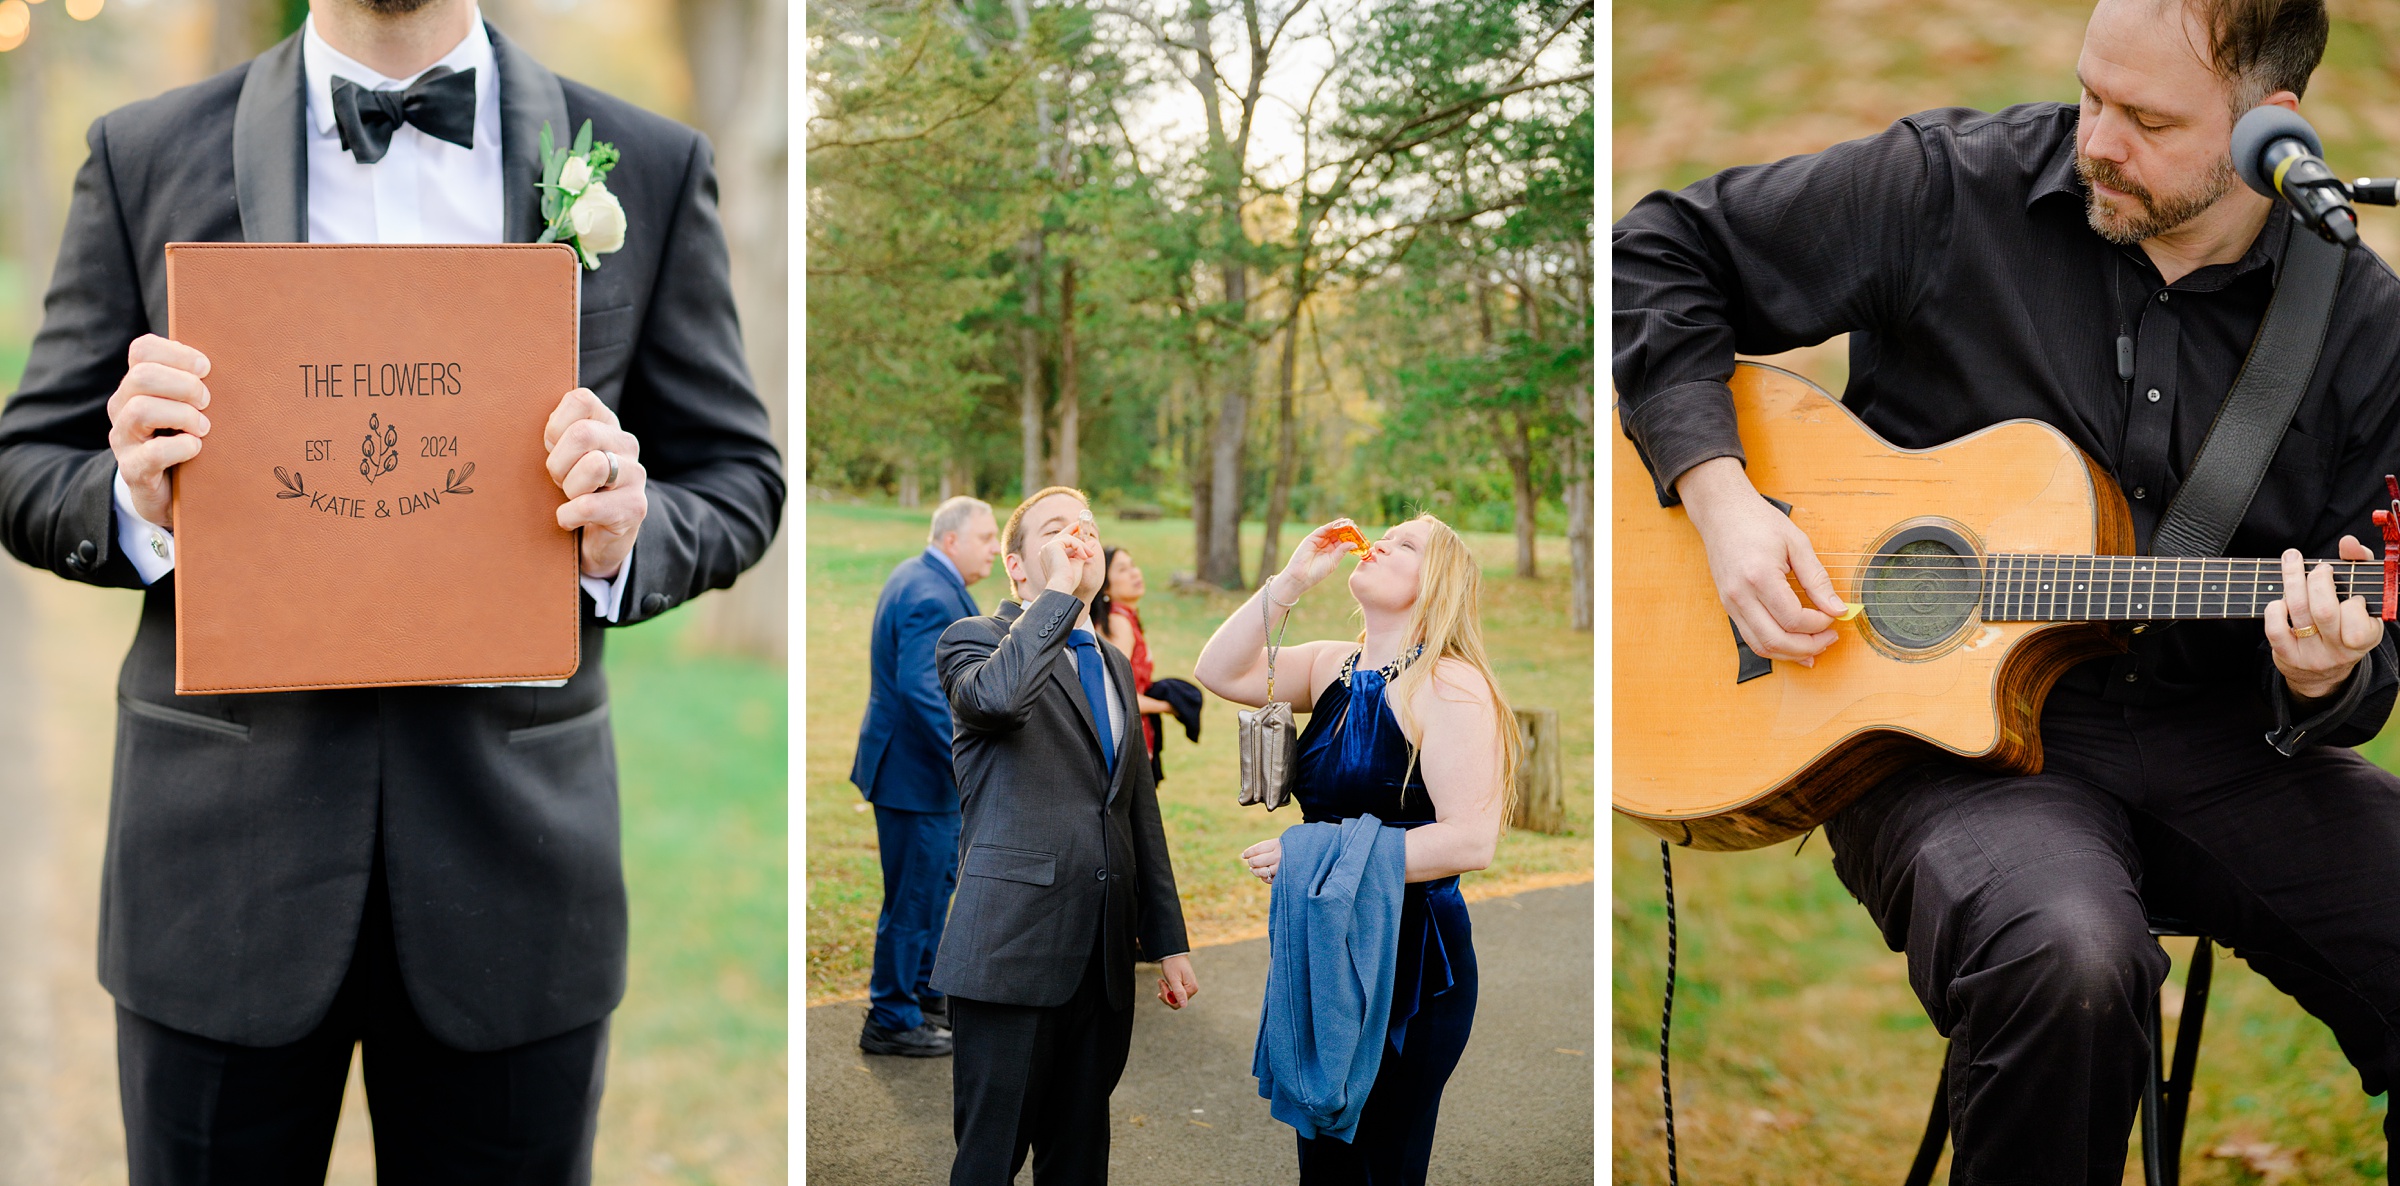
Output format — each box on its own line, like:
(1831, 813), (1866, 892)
(1262, 582), (1295, 702)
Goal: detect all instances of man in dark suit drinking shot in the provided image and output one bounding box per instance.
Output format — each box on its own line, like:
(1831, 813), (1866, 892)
(934, 485), (1197, 1186)
(0, 0), (782, 1180)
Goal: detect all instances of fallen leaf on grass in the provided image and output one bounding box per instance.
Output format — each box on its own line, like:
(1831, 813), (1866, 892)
(1127, 1115), (1146, 1127)
(2207, 1139), (2301, 1181)
(1189, 1120), (1213, 1129)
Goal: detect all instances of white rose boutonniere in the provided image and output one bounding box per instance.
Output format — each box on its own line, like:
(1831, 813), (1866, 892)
(537, 119), (625, 270)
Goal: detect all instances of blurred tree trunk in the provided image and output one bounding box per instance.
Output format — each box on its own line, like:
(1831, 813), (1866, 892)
(1506, 409), (1537, 579)
(1255, 304), (1300, 583)
(677, 0), (787, 661)
(5, 30), (52, 309)
(1557, 253), (1594, 633)
(1049, 257), (1078, 488)
(1016, 230), (1045, 497)
(210, 0), (283, 72)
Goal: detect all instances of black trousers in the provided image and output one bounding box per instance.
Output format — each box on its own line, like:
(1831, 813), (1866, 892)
(1827, 679), (2400, 1186)
(948, 942), (1133, 1186)
(117, 852), (610, 1186)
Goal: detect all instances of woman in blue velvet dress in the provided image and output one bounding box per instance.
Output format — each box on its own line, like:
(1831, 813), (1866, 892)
(1194, 514), (1522, 1186)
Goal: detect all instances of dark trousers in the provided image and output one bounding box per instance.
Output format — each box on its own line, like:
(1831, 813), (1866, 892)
(117, 853), (610, 1186)
(868, 804), (962, 1031)
(1826, 680), (2400, 1186)
(948, 943), (1133, 1186)
(1296, 887), (1478, 1186)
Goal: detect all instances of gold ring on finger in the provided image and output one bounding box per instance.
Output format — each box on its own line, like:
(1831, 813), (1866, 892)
(2293, 623), (2320, 639)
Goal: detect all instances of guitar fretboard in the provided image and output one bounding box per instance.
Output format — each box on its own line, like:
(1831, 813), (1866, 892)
(1977, 555), (2387, 622)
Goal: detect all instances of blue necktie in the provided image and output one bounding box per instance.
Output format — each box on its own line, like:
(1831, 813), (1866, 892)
(1067, 630), (1117, 774)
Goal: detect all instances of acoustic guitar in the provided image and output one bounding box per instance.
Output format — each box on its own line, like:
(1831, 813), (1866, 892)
(1614, 362), (2392, 851)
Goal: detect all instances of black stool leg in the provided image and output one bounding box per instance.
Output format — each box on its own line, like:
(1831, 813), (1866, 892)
(1903, 1049), (1949, 1186)
(2160, 989), (2179, 1186)
(2158, 939), (2213, 1186)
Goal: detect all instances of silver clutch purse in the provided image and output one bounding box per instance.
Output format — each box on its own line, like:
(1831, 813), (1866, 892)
(1238, 589), (1296, 811)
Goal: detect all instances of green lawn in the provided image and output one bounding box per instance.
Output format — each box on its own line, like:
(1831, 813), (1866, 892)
(591, 609), (787, 1185)
(805, 500), (1594, 1003)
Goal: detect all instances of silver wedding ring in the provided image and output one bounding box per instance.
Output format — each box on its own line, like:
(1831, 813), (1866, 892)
(600, 450), (619, 491)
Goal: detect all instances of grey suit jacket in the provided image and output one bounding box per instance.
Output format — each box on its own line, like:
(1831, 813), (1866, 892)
(0, 27), (783, 1049)
(931, 590), (1189, 1010)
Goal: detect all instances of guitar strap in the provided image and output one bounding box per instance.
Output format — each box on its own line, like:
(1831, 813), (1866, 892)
(2147, 219), (2347, 558)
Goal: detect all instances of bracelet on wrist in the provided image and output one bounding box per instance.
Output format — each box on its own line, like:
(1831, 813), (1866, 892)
(1265, 577), (1302, 609)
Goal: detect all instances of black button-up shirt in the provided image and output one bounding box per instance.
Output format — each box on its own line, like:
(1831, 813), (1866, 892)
(1613, 102), (2400, 747)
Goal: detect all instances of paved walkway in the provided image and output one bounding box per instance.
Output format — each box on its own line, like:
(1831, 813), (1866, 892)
(805, 881), (1594, 1185)
(0, 560), (51, 1184)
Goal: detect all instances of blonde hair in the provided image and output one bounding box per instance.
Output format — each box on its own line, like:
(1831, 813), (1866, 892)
(1378, 514), (1524, 820)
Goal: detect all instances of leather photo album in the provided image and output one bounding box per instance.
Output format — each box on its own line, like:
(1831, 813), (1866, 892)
(165, 243), (583, 693)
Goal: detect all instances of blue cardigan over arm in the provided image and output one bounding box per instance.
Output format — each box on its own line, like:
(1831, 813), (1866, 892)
(1252, 814), (1409, 1143)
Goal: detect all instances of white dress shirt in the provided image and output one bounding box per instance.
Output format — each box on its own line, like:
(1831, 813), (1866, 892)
(114, 11), (630, 623)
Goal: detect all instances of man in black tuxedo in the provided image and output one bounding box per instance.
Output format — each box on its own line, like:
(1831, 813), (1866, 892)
(934, 485), (1196, 1186)
(0, 0), (781, 1181)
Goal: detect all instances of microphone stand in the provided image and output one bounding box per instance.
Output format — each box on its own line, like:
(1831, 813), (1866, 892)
(2352, 178), (2400, 207)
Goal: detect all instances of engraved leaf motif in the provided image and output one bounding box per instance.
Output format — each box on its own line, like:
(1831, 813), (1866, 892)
(273, 466), (306, 499)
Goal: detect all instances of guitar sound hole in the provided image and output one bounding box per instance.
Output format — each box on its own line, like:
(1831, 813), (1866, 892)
(1864, 531), (1980, 650)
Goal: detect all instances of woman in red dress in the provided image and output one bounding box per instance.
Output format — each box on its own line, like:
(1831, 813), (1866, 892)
(1095, 545), (1174, 777)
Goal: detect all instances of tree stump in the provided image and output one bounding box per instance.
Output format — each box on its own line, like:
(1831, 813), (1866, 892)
(1511, 707), (1566, 834)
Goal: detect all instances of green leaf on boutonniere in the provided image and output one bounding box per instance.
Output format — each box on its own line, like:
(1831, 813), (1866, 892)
(572, 119), (593, 159)
(540, 120), (555, 165)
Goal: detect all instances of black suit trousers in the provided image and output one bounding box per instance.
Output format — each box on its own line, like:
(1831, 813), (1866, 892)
(948, 941), (1133, 1186)
(117, 850), (609, 1186)
(1826, 678), (2400, 1186)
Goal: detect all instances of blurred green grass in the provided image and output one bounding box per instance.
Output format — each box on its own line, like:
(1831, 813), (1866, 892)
(591, 609), (786, 1184)
(1614, 2), (2400, 1179)
(806, 500), (1593, 1003)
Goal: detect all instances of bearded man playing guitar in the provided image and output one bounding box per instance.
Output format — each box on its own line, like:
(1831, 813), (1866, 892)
(1616, 0), (2400, 1177)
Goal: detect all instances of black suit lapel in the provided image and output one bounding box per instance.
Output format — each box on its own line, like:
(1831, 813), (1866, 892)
(1051, 659), (1103, 766)
(232, 26), (566, 246)
(231, 32), (306, 243)
(1104, 642), (1138, 804)
(490, 24), (569, 245)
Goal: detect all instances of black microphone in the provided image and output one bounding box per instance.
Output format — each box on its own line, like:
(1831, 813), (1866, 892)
(2232, 105), (2358, 246)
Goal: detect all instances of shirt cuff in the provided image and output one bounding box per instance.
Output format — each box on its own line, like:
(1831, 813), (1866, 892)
(2263, 651), (2376, 756)
(112, 470), (175, 586)
(582, 554), (632, 622)
(1624, 378), (1748, 507)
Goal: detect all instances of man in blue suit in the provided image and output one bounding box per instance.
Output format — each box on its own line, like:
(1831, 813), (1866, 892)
(854, 495), (1001, 1056)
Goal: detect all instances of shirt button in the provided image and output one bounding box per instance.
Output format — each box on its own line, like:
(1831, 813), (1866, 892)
(2125, 671), (2141, 683)
(1095, 867), (1109, 882)
(2146, 388), (2161, 403)
(2159, 291), (2171, 302)
(2133, 486), (2148, 499)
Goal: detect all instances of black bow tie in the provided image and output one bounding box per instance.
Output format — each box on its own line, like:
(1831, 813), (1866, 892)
(330, 66), (476, 165)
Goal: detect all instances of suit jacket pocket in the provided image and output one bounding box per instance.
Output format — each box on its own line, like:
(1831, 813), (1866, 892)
(118, 694), (251, 742)
(962, 844), (1056, 886)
